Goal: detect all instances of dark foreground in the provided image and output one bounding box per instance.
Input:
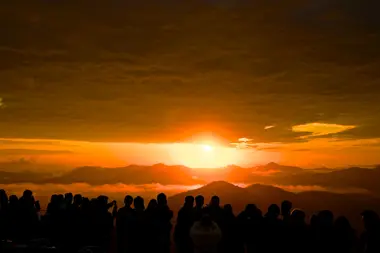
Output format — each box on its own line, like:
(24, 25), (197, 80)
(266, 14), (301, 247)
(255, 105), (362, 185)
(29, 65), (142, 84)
(1, 189), (380, 253)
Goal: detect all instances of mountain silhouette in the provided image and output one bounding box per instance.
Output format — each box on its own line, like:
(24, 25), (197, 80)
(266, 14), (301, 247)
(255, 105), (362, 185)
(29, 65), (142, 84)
(169, 181), (250, 213)
(245, 183), (296, 204)
(169, 181), (380, 229)
(43, 164), (204, 185)
(254, 162), (304, 173)
(1, 163), (380, 196)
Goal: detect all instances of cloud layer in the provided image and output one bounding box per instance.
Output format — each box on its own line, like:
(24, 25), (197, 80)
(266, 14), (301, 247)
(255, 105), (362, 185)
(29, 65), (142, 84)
(0, 0), (379, 145)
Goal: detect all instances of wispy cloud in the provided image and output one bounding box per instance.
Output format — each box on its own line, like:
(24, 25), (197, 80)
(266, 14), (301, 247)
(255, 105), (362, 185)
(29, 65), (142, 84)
(232, 137), (256, 149)
(0, 149), (73, 155)
(292, 123), (356, 139)
(0, 138), (80, 147)
(238, 137), (253, 142)
(264, 125), (275, 130)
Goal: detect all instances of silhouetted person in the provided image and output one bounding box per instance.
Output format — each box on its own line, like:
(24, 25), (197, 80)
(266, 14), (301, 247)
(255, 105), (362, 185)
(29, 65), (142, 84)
(117, 195), (134, 253)
(92, 195), (115, 251)
(288, 209), (309, 253)
(18, 190), (39, 241)
(280, 200), (293, 251)
(237, 204), (263, 253)
(315, 210), (335, 253)
(281, 200), (292, 223)
(309, 213), (319, 251)
(0, 189), (9, 240)
(7, 195), (19, 241)
(80, 197), (92, 247)
(194, 195), (205, 221)
(146, 199), (159, 253)
(204, 196), (224, 228)
(222, 204), (238, 253)
(0, 189), (8, 240)
(57, 194), (65, 211)
(334, 216), (357, 253)
(156, 193), (173, 253)
(65, 192), (73, 209)
(262, 204), (283, 253)
(66, 194), (83, 251)
(175, 196), (195, 253)
(129, 196), (146, 253)
(190, 214), (222, 253)
(361, 210), (380, 253)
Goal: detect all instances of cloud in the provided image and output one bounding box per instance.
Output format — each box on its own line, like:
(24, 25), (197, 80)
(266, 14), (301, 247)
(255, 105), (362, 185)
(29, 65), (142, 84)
(292, 148), (311, 152)
(0, 138), (80, 147)
(231, 138), (257, 149)
(0, 98), (4, 108)
(292, 123), (356, 139)
(0, 0), (379, 145)
(274, 184), (370, 194)
(264, 125), (275, 130)
(238, 137), (253, 142)
(0, 149), (73, 156)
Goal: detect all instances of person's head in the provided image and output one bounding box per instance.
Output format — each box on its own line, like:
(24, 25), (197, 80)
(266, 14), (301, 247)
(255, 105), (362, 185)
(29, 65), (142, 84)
(318, 210), (334, 227)
(97, 195), (109, 208)
(245, 204), (257, 214)
(124, 195), (133, 207)
(22, 190), (34, 205)
(210, 196), (220, 207)
(157, 193), (167, 206)
(335, 216), (352, 231)
(310, 214), (319, 227)
(224, 204), (233, 214)
(74, 194), (83, 205)
(281, 200), (292, 216)
(290, 209), (306, 225)
(195, 195), (204, 208)
(23, 189), (33, 200)
(65, 193), (73, 204)
(361, 210), (380, 231)
(134, 196), (145, 211)
(0, 189), (8, 205)
(266, 204), (280, 218)
(9, 195), (18, 205)
(184, 196), (194, 208)
(147, 199), (158, 211)
(51, 194), (58, 203)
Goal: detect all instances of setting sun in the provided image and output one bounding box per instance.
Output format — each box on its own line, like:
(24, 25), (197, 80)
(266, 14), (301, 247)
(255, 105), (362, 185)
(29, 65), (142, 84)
(202, 145), (213, 152)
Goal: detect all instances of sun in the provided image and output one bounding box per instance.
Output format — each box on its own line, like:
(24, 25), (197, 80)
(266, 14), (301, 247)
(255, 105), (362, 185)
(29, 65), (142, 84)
(202, 144), (213, 152)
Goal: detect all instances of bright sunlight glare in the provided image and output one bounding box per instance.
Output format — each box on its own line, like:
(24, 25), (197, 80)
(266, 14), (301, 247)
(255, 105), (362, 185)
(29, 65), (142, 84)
(202, 145), (213, 152)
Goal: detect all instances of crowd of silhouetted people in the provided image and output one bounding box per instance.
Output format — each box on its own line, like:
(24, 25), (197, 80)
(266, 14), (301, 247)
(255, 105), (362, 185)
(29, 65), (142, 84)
(1, 189), (380, 253)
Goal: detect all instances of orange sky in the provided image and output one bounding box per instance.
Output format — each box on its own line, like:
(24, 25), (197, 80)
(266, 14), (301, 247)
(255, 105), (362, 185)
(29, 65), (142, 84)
(1, 123), (380, 169)
(1, 1), (380, 171)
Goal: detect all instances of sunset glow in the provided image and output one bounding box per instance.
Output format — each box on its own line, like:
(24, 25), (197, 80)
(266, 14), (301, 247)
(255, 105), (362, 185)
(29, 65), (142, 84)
(202, 145), (213, 152)
(1, 1), (380, 173)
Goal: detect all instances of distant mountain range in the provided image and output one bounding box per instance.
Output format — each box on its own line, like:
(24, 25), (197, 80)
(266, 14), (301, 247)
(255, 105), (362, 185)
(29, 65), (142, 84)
(1, 162), (380, 195)
(168, 181), (380, 230)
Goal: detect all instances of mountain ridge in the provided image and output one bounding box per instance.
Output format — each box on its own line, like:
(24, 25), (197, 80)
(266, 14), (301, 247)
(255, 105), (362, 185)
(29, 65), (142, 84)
(1, 163), (380, 195)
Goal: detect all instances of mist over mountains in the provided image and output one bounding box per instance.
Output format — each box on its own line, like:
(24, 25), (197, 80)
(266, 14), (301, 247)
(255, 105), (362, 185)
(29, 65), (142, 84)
(2, 161), (380, 230)
(169, 181), (380, 230)
(1, 162), (380, 196)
